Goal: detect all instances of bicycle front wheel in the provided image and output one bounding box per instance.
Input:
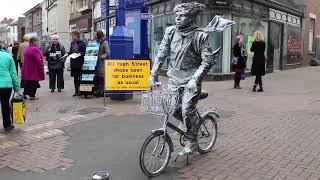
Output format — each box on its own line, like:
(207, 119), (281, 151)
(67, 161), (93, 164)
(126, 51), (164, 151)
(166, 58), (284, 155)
(139, 131), (172, 177)
(197, 114), (218, 154)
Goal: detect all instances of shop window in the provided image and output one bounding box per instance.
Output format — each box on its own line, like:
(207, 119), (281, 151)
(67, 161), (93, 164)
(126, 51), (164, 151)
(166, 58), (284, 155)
(232, 16), (268, 70)
(287, 26), (302, 64)
(309, 18), (316, 52)
(78, 0), (87, 9)
(151, 13), (224, 73)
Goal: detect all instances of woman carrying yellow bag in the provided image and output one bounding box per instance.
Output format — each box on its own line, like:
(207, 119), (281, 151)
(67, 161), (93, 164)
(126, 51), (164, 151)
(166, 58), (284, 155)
(0, 43), (20, 130)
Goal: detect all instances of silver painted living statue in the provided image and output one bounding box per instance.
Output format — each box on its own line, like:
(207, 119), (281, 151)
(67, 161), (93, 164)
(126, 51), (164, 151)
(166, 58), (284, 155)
(150, 2), (234, 156)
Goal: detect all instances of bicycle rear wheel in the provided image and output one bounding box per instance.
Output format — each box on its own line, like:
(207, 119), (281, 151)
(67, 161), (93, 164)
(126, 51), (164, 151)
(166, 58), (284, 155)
(197, 114), (218, 154)
(139, 131), (172, 177)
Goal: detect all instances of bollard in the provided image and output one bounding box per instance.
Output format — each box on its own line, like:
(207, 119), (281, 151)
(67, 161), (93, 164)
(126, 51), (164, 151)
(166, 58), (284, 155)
(91, 171), (110, 180)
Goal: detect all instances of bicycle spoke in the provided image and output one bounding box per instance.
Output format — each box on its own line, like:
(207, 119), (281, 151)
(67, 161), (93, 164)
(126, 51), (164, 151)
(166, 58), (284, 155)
(151, 136), (161, 153)
(198, 140), (211, 145)
(146, 154), (153, 171)
(145, 152), (154, 159)
(151, 154), (158, 172)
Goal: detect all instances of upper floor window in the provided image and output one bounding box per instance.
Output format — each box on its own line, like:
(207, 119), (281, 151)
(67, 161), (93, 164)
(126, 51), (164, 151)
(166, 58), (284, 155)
(78, 0), (88, 9)
(71, 0), (75, 13)
(33, 12), (41, 25)
(26, 15), (32, 27)
(309, 16), (316, 53)
(46, 0), (55, 9)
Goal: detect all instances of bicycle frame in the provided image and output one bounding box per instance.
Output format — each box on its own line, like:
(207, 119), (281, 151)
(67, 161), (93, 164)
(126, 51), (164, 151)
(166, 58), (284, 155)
(153, 110), (205, 137)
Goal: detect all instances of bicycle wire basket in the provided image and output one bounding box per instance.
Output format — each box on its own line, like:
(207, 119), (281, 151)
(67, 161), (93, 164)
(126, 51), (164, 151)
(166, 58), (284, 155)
(140, 89), (179, 115)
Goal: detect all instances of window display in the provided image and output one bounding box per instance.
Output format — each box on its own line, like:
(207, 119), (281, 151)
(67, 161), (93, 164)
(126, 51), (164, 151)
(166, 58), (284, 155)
(151, 13), (224, 73)
(232, 16), (268, 70)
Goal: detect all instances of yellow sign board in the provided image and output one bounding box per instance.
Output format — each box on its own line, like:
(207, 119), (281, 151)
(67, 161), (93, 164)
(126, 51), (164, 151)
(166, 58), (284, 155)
(246, 35), (255, 57)
(105, 59), (151, 91)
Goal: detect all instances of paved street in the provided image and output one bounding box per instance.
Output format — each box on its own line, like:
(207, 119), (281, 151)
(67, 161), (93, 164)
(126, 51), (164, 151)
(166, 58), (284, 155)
(0, 66), (320, 179)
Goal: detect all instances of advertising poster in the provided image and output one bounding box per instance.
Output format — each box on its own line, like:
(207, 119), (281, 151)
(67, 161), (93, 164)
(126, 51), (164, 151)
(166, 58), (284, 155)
(287, 27), (302, 64)
(246, 35), (255, 58)
(126, 10), (141, 55)
(105, 60), (150, 91)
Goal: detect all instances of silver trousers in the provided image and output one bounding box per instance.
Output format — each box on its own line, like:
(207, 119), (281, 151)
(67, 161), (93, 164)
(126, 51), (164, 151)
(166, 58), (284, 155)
(168, 79), (201, 141)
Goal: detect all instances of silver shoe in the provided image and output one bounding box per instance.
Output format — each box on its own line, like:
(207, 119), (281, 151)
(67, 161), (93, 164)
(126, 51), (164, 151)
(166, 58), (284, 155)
(178, 140), (198, 156)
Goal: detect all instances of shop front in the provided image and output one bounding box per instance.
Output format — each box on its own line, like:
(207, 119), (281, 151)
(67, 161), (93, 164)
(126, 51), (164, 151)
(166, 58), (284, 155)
(268, 8), (303, 72)
(149, 0), (232, 74)
(69, 14), (92, 40)
(148, 0), (303, 76)
(231, 0), (269, 71)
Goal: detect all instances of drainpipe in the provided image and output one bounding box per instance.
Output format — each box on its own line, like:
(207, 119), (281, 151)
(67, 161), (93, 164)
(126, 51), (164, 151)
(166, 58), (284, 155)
(92, 0), (95, 39)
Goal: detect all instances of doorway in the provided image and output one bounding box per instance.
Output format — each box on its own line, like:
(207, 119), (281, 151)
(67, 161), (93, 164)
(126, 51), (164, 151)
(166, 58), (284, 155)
(268, 22), (283, 71)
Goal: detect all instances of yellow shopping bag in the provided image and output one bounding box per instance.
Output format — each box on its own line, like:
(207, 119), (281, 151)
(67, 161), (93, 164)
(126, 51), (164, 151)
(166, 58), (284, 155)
(11, 92), (26, 124)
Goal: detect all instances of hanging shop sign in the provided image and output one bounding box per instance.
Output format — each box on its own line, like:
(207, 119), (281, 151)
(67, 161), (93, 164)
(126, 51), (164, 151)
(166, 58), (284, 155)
(105, 60), (150, 91)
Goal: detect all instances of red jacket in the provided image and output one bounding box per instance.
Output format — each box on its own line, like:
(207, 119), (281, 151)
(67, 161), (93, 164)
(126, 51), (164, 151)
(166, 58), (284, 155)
(22, 44), (45, 81)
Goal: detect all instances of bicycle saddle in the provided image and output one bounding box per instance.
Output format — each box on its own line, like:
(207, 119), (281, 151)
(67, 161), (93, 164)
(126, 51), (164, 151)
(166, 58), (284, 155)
(199, 91), (208, 100)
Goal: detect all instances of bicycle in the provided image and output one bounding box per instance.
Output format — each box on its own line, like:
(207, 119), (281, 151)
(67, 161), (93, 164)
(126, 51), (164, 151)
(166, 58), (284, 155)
(139, 84), (219, 177)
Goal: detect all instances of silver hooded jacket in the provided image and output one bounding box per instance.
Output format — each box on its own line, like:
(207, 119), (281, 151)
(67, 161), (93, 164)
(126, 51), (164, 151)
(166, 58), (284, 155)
(151, 26), (217, 85)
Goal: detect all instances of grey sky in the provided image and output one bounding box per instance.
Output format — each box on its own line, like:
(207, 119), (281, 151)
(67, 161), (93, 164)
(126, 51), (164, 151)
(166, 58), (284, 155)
(0, 0), (43, 21)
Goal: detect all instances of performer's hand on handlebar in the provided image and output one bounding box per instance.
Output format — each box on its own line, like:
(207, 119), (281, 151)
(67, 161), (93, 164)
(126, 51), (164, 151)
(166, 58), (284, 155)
(187, 79), (198, 92)
(150, 76), (161, 87)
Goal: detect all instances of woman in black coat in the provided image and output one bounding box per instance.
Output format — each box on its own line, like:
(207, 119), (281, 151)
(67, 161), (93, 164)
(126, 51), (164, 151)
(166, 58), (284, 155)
(46, 35), (66, 93)
(69, 30), (86, 96)
(250, 31), (266, 92)
(233, 35), (247, 89)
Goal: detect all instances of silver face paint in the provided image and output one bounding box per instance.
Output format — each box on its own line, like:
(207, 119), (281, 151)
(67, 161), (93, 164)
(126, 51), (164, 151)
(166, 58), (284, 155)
(175, 12), (193, 29)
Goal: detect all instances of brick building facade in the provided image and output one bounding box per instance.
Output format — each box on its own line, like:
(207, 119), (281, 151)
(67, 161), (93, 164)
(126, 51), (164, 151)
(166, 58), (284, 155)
(303, 0), (320, 65)
(24, 3), (42, 38)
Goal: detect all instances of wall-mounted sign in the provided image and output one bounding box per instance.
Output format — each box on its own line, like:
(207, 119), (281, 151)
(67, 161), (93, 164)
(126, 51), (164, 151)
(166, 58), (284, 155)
(269, 8), (301, 27)
(69, 17), (91, 33)
(141, 13), (152, 20)
(126, 0), (144, 9)
(208, 0), (232, 8)
(105, 60), (151, 91)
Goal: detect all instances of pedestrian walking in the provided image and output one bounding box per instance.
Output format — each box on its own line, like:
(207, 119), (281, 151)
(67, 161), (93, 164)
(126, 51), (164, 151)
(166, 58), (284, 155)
(94, 29), (110, 97)
(250, 31), (266, 92)
(12, 42), (19, 74)
(232, 35), (247, 89)
(45, 35), (66, 93)
(17, 34), (30, 70)
(69, 30), (86, 96)
(0, 42), (20, 130)
(21, 36), (45, 100)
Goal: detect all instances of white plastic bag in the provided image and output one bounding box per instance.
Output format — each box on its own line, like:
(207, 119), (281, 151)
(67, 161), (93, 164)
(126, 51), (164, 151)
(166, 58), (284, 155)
(64, 56), (71, 71)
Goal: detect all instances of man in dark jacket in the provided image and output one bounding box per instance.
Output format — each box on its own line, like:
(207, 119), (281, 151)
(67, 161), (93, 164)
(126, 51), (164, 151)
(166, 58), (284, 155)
(45, 35), (66, 92)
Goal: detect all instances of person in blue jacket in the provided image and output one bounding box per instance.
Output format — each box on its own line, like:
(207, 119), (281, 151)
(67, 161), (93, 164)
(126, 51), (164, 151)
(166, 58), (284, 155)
(0, 42), (20, 130)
